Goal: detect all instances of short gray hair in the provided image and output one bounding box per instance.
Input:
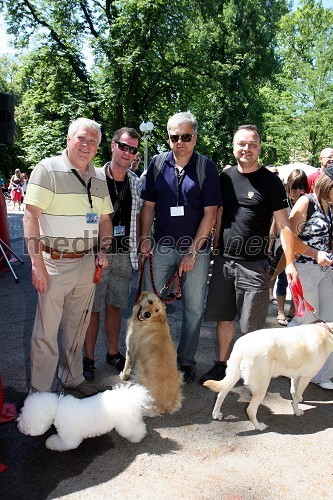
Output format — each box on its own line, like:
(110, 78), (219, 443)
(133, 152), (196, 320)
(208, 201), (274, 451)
(68, 118), (102, 145)
(167, 112), (198, 134)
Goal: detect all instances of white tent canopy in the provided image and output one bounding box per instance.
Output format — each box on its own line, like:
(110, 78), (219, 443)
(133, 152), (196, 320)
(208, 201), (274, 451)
(276, 162), (317, 184)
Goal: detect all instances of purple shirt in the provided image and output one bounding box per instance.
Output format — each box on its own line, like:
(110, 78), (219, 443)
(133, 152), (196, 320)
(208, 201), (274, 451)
(141, 151), (222, 250)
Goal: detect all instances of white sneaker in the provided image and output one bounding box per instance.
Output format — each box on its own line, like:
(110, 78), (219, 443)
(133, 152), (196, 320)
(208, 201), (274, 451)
(313, 381), (333, 390)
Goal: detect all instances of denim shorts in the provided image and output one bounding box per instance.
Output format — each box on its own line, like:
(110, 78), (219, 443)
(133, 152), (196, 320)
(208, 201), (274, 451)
(205, 255), (270, 334)
(92, 253), (132, 311)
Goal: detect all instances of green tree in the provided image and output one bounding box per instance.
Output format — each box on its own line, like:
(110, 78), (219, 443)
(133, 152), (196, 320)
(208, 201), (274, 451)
(262, 0), (333, 166)
(1, 0), (290, 170)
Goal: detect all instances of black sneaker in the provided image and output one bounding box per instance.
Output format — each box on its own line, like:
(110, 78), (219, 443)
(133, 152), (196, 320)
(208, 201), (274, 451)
(180, 365), (195, 383)
(83, 357), (95, 382)
(106, 352), (126, 372)
(199, 361), (227, 385)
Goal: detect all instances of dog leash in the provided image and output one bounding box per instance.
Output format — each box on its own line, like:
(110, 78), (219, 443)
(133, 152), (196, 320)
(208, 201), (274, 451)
(57, 270), (98, 393)
(136, 254), (182, 303)
(290, 278), (333, 334)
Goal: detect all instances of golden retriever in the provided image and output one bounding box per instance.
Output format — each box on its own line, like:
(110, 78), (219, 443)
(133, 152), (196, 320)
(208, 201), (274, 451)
(204, 322), (333, 431)
(120, 291), (183, 414)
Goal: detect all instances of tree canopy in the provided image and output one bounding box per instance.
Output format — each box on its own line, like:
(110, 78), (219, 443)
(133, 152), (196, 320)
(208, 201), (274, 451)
(0, 0), (332, 178)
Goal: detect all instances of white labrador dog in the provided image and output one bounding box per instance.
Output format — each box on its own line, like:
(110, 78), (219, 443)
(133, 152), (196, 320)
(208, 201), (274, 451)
(17, 384), (152, 450)
(204, 322), (333, 431)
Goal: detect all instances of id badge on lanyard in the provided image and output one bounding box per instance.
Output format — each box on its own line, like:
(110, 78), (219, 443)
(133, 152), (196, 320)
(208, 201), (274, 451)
(170, 167), (185, 216)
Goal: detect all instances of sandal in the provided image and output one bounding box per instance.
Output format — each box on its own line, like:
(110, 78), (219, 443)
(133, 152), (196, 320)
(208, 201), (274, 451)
(277, 315), (288, 327)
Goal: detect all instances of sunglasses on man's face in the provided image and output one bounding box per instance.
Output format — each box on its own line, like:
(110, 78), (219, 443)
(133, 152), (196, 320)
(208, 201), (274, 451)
(115, 141), (138, 155)
(169, 134), (195, 143)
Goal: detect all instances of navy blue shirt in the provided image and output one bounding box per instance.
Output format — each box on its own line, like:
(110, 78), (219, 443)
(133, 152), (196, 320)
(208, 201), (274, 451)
(141, 151), (222, 250)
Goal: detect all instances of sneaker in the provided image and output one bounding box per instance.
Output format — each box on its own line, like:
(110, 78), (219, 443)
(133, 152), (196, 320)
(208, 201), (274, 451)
(199, 361), (227, 385)
(106, 352), (126, 372)
(83, 357), (95, 381)
(63, 380), (99, 398)
(312, 381), (333, 390)
(180, 366), (195, 383)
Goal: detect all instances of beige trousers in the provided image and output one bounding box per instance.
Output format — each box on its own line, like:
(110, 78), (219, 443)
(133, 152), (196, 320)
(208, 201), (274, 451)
(30, 253), (95, 391)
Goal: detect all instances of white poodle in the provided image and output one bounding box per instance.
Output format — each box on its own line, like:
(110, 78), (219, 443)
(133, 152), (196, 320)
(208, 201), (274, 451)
(17, 384), (152, 451)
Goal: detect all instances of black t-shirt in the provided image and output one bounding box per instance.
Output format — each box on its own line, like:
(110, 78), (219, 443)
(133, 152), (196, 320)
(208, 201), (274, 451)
(218, 166), (287, 260)
(106, 174), (132, 254)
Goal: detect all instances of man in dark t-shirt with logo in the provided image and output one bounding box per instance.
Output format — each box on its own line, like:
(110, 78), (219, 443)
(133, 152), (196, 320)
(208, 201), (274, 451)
(200, 124), (298, 385)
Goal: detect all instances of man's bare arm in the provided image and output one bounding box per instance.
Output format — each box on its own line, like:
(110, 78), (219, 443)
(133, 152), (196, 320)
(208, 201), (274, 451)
(23, 204), (48, 293)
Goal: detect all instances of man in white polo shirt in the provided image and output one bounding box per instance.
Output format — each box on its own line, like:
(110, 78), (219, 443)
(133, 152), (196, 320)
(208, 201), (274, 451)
(23, 117), (113, 396)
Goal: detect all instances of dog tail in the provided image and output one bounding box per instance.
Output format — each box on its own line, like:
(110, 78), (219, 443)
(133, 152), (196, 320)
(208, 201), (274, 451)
(17, 392), (59, 436)
(112, 383), (154, 416)
(203, 351), (242, 394)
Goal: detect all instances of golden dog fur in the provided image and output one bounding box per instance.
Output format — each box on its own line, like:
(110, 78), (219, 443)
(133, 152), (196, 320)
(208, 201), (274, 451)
(120, 292), (183, 414)
(204, 322), (333, 431)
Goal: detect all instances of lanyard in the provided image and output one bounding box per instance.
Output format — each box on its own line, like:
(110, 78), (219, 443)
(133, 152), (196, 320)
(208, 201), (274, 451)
(71, 169), (93, 211)
(107, 164), (129, 221)
(174, 166), (185, 207)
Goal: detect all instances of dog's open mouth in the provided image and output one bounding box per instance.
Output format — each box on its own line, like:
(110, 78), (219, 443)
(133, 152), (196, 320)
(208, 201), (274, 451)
(137, 306), (145, 322)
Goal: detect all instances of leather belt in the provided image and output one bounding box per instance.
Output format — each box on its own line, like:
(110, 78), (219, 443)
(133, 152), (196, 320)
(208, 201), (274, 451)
(41, 244), (91, 259)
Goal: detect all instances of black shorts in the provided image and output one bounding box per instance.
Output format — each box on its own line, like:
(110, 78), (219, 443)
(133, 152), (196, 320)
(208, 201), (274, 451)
(204, 255), (270, 334)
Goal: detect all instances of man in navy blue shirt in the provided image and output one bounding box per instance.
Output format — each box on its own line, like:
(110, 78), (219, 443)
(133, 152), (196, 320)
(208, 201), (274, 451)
(140, 112), (221, 382)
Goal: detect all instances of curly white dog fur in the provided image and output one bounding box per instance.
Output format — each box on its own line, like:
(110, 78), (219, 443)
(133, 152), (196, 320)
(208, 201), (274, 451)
(17, 384), (152, 451)
(204, 322), (333, 431)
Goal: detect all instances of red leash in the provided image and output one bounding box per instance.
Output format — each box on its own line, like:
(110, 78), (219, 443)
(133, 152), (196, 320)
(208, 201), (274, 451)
(290, 278), (333, 334)
(136, 254), (182, 303)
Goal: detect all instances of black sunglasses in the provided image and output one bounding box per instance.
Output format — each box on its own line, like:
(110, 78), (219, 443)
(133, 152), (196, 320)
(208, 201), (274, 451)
(169, 134), (195, 143)
(291, 184), (307, 190)
(115, 141), (138, 155)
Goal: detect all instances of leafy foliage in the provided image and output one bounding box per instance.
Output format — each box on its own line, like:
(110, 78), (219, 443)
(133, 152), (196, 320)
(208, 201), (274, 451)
(0, 0), (332, 179)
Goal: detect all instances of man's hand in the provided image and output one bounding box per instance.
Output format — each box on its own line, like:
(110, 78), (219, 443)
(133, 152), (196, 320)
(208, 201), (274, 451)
(96, 251), (108, 268)
(179, 254), (196, 276)
(139, 236), (153, 255)
(138, 237), (153, 270)
(31, 262), (48, 293)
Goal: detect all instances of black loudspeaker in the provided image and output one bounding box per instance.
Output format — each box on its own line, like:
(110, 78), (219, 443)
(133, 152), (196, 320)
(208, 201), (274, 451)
(0, 93), (15, 145)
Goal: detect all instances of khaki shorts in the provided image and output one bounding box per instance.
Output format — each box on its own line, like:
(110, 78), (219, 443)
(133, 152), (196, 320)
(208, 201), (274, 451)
(92, 253), (132, 311)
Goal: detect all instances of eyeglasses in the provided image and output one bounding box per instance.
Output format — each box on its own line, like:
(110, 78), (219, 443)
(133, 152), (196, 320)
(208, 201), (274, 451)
(169, 134), (195, 143)
(291, 184), (307, 190)
(115, 141), (138, 155)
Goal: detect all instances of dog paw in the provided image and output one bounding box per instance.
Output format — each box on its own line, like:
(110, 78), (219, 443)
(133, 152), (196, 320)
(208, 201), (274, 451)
(255, 422), (267, 431)
(45, 434), (64, 451)
(212, 411), (223, 421)
(294, 408), (304, 417)
(119, 371), (129, 381)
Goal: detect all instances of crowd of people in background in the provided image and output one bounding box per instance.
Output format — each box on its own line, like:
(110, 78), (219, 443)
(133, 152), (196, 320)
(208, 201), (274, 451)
(14, 113), (333, 395)
(1, 169), (29, 210)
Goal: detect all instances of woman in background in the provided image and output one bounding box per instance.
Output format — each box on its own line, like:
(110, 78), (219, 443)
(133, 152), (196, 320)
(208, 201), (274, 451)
(270, 169), (308, 325)
(288, 167), (333, 390)
(9, 168), (23, 210)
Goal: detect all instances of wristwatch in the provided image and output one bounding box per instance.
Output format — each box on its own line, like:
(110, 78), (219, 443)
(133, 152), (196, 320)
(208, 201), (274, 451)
(187, 250), (197, 259)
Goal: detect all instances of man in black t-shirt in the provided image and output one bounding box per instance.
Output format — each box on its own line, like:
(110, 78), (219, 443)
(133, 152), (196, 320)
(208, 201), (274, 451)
(83, 127), (142, 381)
(200, 125), (298, 385)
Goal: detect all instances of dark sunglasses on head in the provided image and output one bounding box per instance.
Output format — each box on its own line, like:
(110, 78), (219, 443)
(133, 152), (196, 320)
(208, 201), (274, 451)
(169, 134), (195, 143)
(115, 141), (138, 155)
